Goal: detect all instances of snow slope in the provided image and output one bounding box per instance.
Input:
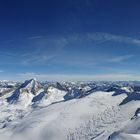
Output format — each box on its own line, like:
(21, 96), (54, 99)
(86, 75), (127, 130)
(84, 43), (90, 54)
(32, 86), (66, 107)
(1, 90), (140, 140)
(108, 108), (140, 140)
(0, 80), (140, 140)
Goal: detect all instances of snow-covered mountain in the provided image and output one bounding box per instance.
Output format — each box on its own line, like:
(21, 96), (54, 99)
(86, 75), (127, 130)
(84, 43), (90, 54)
(6, 78), (43, 105)
(0, 80), (19, 88)
(0, 79), (140, 140)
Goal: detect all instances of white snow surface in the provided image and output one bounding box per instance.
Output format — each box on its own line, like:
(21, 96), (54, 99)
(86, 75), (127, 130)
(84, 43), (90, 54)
(32, 86), (66, 107)
(1, 89), (140, 140)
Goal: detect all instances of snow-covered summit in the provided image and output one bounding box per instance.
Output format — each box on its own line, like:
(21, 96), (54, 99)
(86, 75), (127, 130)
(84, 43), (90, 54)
(6, 78), (43, 104)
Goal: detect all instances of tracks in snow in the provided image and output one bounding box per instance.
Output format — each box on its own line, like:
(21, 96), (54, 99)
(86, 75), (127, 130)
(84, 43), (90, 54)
(66, 93), (127, 140)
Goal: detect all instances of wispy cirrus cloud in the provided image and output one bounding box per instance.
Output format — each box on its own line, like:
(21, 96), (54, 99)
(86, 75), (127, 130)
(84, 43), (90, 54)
(85, 32), (140, 46)
(0, 52), (18, 57)
(51, 32), (140, 47)
(108, 55), (134, 63)
(26, 32), (140, 49)
(1, 32), (139, 66)
(22, 54), (58, 65)
(4, 32), (140, 48)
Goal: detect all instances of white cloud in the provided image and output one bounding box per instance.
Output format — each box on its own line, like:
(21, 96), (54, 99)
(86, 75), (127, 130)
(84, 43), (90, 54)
(22, 54), (57, 65)
(86, 32), (140, 46)
(108, 55), (134, 62)
(2, 32), (139, 66)
(0, 52), (18, 57)
(18, 72), (140, 81)
(0, 70), (4, 73)
(26, 32), (140, 50)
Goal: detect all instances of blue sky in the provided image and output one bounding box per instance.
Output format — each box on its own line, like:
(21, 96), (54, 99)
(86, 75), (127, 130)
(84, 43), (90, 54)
(0, 0), (140, 81)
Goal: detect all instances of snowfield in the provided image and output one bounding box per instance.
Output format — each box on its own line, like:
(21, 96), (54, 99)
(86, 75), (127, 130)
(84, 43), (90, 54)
(0, 79), (140, 140)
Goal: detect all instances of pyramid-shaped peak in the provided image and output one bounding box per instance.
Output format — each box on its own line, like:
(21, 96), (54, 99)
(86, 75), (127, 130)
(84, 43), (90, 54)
(19, 78), (43, 93)
(31, 78), (37, 81)
(7, 79), (43, 104)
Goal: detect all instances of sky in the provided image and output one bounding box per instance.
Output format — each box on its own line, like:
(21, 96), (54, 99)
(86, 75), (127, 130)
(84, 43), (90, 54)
(0, 0), (140, 81)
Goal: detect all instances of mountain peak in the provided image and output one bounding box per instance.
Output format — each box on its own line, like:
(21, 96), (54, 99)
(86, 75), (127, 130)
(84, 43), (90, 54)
(6, 78), (43, 104)
(31, 78), (37, 81)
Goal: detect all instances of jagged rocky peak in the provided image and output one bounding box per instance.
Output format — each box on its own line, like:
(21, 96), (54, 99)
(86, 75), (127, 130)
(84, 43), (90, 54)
(56, 82), (68, 91)
(19, 78), (43, 95)
(6, 78), (44, 104)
